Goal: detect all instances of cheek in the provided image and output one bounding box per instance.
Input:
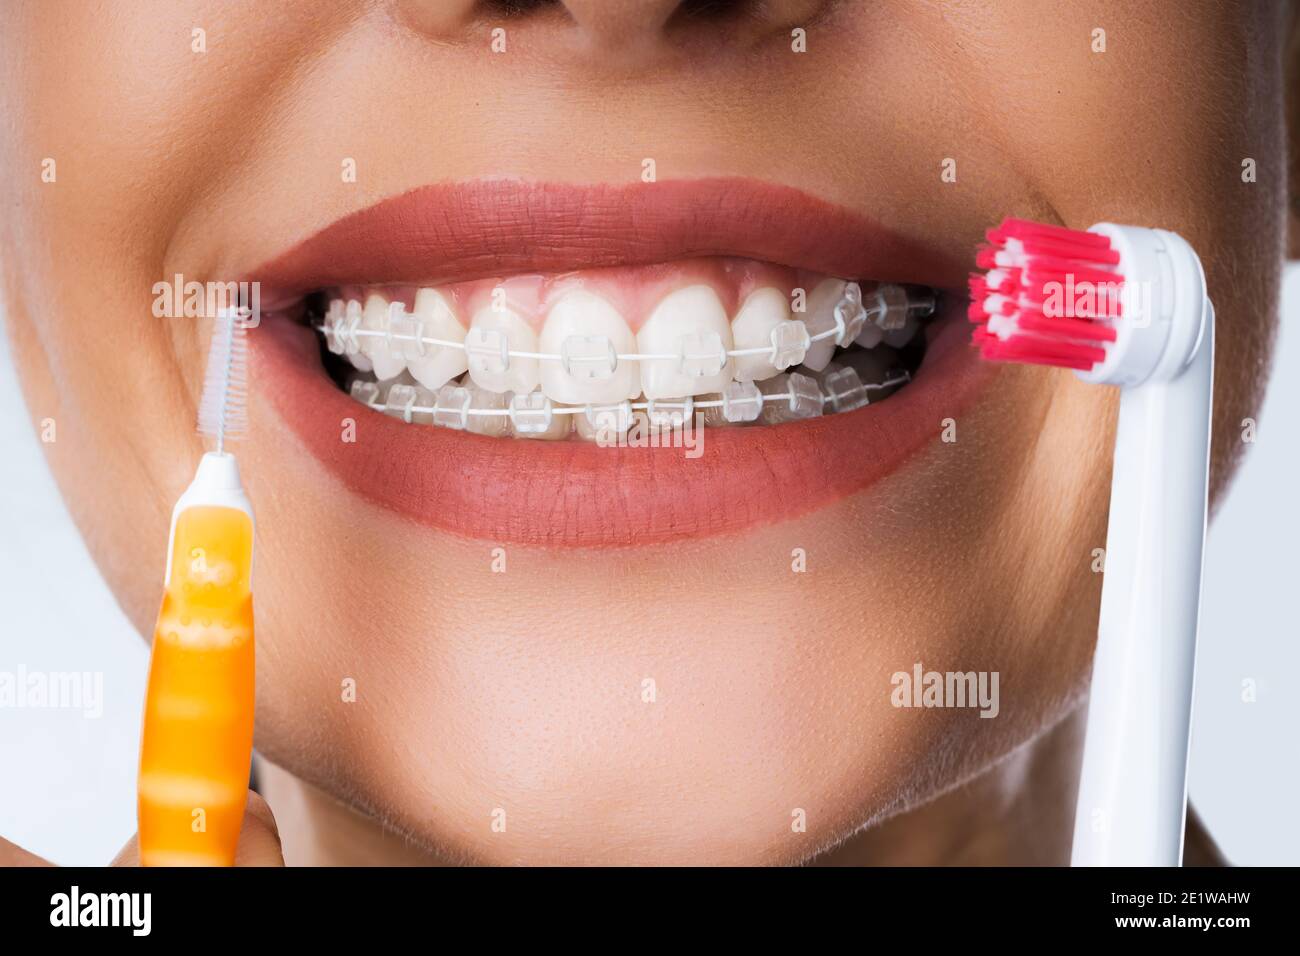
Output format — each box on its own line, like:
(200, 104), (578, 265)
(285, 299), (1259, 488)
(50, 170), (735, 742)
(247, 362), (1110, 863)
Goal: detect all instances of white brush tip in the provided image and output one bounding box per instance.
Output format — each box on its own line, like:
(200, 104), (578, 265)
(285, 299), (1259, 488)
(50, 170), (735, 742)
(197, 307), (250, 445)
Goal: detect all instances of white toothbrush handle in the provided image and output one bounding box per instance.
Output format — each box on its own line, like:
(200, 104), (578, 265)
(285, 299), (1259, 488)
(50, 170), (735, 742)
(1071, 303), (1214, 866)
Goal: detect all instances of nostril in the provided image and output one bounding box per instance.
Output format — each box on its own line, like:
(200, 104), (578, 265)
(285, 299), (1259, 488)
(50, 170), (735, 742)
(401, 0), (832, 57)
(663, 0), (841, 49)
(674, 0), (748, 20)
(479, 0), (562, 16)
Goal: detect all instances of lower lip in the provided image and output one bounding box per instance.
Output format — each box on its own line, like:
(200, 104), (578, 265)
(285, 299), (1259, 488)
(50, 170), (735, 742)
(257, 303), (990, 547)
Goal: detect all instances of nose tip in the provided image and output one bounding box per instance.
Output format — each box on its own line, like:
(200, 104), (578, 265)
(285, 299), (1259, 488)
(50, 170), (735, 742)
(558, 0), (685, 52)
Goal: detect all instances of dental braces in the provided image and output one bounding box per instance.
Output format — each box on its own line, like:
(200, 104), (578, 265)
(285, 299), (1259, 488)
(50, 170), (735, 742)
(316, 282), (936, 379)
(349, 368), (913, 433)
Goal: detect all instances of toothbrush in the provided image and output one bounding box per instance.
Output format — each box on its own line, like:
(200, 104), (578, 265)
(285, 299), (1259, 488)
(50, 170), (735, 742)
(137, 307), (256, 866)
(969, 218), (1214, 866)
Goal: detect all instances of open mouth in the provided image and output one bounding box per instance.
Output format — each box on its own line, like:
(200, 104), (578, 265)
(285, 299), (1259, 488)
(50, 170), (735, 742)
(250, 178), (989, 546)
(307, 265), (938, 440)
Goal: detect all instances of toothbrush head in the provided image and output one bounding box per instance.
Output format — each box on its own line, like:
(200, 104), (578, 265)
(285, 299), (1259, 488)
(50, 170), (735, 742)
(967, 217), (1209, 388)
(197, 307), (250, 454)
(967, 217), (1123, 373)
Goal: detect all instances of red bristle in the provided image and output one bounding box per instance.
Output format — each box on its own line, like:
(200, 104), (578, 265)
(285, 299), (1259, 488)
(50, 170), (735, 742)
(980, 334), (1107, 371)
(1016, 313), (1118, 342)
(998, 217), (1113, 251)
(991, 269), (1020, 295)
(1021, 258), (1120, 281)
(967, 217), (1126, 372)
(998, 218), (1121, 267)
(1022, 279), (1124, 320)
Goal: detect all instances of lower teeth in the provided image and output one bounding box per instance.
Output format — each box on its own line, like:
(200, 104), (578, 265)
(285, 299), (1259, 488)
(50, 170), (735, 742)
(335, 347), (919, 440)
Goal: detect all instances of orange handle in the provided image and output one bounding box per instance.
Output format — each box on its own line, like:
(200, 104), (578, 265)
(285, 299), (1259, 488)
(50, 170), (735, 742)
(138, 505), (254, 866)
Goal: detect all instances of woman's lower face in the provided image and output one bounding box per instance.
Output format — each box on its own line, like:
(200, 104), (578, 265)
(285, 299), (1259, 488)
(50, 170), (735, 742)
(0, 1), (1285, 863)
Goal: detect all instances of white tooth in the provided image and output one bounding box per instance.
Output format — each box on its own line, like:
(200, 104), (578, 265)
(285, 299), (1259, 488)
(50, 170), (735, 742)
(467, 303), (539, 394)
(323, 299), (347, 354)
(698, 391), (731, 428)
(361, 293), (407, 381)
(883, 318), (920, 348)
(539, 291), (639, 405)
(507, 388), (574, 440)
(576, 408), (646, 443)
(432, 383), (473, 430)
(636, 285), (733, 400)
(519, 404), (574, 441)
(406, 288), (469, 390)
(854, 321), (885, 349)
(800, 278), (849, 371)
(349, 379), (381, 407)
(758, 372), (824, 424)
(720, 380), (763, 423)
(573, 412), (600, 442)
(645, 396), (694, 431)
(574, 401), (634, 443)
(343, 301), (373, 372)
(833, 282), (869, 345)
(382, 383), (435, 425)
(806, 362), (869, 414)
(873, 284), (913, 330)
(463, 381), (511, 438)
(525, 418), (573, 441)
(730, 288), (790, 383)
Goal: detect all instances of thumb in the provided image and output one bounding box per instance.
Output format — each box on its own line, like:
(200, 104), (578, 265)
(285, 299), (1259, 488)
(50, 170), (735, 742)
(112, 791), (284, 867)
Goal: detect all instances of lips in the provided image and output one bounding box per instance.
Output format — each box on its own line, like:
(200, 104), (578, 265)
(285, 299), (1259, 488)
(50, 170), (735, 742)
(250, 178), (990, 547)
(252, 178), (964, 300)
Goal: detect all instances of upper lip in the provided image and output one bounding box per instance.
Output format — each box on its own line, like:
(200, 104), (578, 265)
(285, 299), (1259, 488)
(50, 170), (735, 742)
(249, 177), (967, 299)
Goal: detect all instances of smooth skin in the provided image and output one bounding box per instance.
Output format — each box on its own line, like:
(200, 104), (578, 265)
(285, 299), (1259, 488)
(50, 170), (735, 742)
(1, 0), (1296, 865)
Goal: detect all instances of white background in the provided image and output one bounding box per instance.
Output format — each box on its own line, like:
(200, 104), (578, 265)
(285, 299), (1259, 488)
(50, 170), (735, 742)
(1, 267), (1297, 866)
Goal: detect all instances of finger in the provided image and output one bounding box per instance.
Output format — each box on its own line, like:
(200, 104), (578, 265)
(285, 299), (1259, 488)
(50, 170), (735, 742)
(0, 834), (55, 867)
(112, 791), (285, 867)
(234, 790), (285, 866)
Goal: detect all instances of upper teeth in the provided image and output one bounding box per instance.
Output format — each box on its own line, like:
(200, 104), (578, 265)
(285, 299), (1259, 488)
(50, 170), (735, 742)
(467, 299), (537, 394)
(800, 278), (853, 372)
(321, 280), (933, 410)
(636, 285), (735, 400)
(540, 290), (641, 404)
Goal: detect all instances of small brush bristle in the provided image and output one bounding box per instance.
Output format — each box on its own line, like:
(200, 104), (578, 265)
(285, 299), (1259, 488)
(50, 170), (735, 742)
(197, 309), (249, 449)
(968, 217), (1123, 371)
